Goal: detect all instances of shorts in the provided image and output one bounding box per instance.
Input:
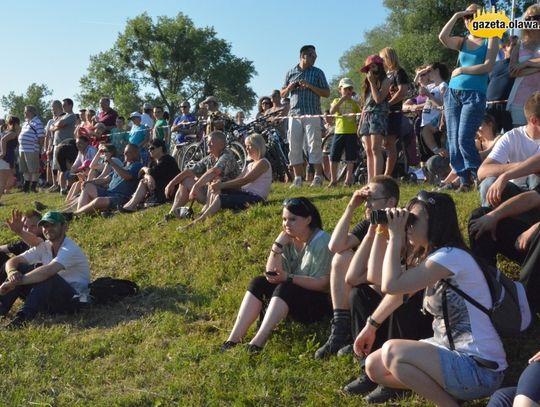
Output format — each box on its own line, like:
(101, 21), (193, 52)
(436, 346), (504, 400)
(330, 133), (358, 162)
(359, 111), (387, 136)
(287, 117), (323, 166)
(55, 141), (78, 172)
(18, 151), (40, 174)
(0, 159), (10, 171)
(387, 111), (403, 137)
(248, 276), (331, 323)
(95, 185), (129, 209)
(219, 189), (264, 210)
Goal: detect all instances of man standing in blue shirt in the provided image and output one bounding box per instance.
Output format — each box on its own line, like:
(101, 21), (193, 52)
(281, 45), (330, 187)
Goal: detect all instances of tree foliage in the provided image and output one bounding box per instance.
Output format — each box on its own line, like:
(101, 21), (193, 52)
(78, 13), (257, 117)
(326, 0), (537, 107)
(1, 83), (53, 122)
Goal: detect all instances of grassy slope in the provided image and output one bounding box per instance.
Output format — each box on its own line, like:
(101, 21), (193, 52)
(0, 184), (537, 406)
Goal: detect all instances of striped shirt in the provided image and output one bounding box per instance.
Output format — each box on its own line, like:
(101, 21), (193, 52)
(283, 64), (329, 116)
(18, 116), (45, 153)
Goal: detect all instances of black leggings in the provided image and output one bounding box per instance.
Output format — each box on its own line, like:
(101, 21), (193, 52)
(248, 276), (331, 323)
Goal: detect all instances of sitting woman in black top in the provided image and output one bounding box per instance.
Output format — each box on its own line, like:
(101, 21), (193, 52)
(121, 139), (180, 212)
(221, 197), (332, 352)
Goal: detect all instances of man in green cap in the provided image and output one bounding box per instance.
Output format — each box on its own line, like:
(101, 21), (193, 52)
(0, 211), (90, 328)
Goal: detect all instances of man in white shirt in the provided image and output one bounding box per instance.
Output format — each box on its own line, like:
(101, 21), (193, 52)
(0, 212), (90, 328)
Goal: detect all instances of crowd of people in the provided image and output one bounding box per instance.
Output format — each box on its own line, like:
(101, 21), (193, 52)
(1, 2), (540, 405)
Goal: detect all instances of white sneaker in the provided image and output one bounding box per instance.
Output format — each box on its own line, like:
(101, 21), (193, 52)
(310, 176), (323, 187)
(289, 177), (302, 188)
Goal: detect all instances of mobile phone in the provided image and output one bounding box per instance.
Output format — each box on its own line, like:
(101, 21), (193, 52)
(265, 271), (278, 277)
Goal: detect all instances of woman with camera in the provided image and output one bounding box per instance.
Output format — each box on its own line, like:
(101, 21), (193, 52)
(221, 197), (332, 352)
(361, 191), (506, 406)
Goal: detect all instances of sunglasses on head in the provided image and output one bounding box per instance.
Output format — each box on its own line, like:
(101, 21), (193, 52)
(416, 190), (436, 205)
(283, 198), (310, 212)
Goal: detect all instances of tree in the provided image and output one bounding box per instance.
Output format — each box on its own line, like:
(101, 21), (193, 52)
(78, 13), (257, 118)
(326, 0), (537, 110)
(1, 83), (53, 122)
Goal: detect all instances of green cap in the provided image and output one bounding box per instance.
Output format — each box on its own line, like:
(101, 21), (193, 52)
(38, 211), (66, 226)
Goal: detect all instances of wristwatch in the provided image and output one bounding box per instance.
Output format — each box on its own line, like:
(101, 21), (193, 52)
(367, 315), (381, 329)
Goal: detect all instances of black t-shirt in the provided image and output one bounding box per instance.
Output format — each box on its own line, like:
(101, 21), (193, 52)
(148, 154), (180, 202)
(350, 219), (370, 248)
(388, 68), (410, 111)
(7, 240), (29, 255)
(486, 59), (514, 102)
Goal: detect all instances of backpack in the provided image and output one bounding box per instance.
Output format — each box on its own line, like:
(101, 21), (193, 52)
(441, 263), (531, 349)
(89, 277), (139, 305)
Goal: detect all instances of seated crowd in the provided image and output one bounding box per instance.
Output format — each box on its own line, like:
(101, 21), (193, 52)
(1, 4), (540, 404)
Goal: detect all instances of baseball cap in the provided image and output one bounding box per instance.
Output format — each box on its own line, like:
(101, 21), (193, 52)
(143, 102), (152, 110)
(360, 55), (385, 73)
(38, 211), (66, 226)
(129, 112), (142, 120)
(338, 78), (354, 88)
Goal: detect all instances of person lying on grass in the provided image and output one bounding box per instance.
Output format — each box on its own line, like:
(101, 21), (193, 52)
(221, 197), (332, 353)
(181, 134), (271, 229)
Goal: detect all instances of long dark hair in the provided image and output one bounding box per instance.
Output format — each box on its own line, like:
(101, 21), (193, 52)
(406, 191), (467, 262)
(430, 62), (450, 82)
(283, 197), (323, 230)
(362, 62), (387, 104)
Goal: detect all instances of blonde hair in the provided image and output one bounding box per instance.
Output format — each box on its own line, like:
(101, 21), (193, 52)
(379, 47), (400, 72)
(245, 133), (266, 158)
(522, 4), (540, 44)
(524, 91), (540, 122)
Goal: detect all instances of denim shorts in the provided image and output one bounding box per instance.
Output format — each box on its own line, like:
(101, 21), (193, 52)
(437, 347), (504, 400)
(359, 111), (387, 136)
(95, 186), (129, 209)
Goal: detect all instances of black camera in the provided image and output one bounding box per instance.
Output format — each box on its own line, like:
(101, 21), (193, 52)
(370, 210), (418, 227)
(293, 82), (301, 89)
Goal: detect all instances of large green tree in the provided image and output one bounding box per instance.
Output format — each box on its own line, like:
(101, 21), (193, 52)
(327, 0), (537, 107)
(1, 83), (53, 122)
(78, 13), (257, 118)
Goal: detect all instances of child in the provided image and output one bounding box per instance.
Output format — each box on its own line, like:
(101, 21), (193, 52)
(358, 55), (391, 182)
(328, 78), (361, 186)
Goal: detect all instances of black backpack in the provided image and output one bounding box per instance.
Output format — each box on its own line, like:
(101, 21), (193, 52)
(89, 277), (139, 305)
(442, 263), (531, 348)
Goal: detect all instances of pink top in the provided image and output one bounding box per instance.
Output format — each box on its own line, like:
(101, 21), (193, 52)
(241, 158), (272, 199)
(508, 44), (540, 107)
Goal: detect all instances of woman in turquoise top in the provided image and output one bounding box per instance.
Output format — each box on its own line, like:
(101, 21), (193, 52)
(439, 3), (499, 192)
(221, 197), (332, 353)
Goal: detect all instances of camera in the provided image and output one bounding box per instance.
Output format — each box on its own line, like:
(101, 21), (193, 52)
(370, 209), (389, 225)
(369, 210), (418, 227)
(293, 82), (301, 89)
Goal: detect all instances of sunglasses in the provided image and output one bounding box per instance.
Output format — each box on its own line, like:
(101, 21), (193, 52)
(525, 15), (540, 21)
(148, 147), (156, 151)
(181, 105), (190, 108)
(262, 101), (271, 105)
(417, 190), (436, 205)
(283, 198), (310, 212)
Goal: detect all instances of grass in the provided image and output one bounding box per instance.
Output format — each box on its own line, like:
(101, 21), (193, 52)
(0, 183), (538, 406)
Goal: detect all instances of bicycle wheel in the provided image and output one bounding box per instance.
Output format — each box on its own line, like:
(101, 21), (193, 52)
(179, 142), (205, 171)
(321, 133), (347, 182)
(228, 141), (247, 172)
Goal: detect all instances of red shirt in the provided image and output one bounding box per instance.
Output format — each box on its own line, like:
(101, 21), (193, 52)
(97, 109), (118, 132)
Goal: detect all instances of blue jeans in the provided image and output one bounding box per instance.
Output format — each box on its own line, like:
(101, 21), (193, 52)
(444, 89), (486, 184)
(487, 362), (540, 406)
(0, 265), (80, 320)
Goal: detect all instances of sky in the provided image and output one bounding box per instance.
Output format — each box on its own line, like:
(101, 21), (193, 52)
(0, 0), (389, 119)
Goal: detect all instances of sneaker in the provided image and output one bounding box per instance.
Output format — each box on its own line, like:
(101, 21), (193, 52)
(314, 333), (351, 359)
(60, 189), (68, 196)
(220, 341), (239, 352)
(34, 201), (48, 211)
(343, 375), (378, 396)
(337, 344), (353, 357)
(289, 177), (302, 188)
(363, 385), (410, 404)
(48, 185), (60, 193)
(5, 314), (28, 330)
(310, 176), (323, 187)
(245, 343), (263, 353)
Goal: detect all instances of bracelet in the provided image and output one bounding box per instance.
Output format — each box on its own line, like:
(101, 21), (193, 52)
(273, 241), (284, 249)
(367, 316), (381, 329)
(375, 226), (385, 235)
